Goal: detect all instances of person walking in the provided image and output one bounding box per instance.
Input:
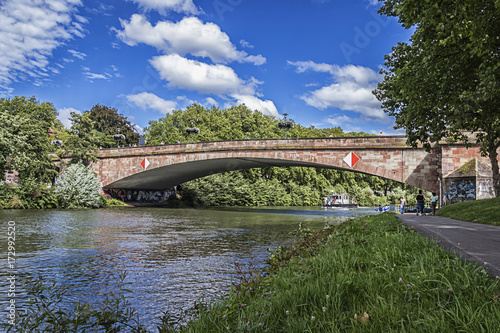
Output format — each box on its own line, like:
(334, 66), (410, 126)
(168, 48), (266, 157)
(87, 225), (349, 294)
(430, 192), (439, 216)
(416, 190), (425, 216)
(400, 196), (407, 214)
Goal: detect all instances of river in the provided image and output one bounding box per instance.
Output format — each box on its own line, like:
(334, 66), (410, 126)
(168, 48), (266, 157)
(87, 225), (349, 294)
(0, 206), (377, 329)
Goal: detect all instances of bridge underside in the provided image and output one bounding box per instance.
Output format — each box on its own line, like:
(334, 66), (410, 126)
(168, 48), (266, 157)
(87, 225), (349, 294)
(104, 157), (352, 190)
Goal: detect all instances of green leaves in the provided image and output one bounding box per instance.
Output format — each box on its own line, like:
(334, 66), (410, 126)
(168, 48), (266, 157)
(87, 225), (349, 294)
(0, 96), (58, 184)
(376, 0), (500, 196)
(54, 163), (101, 209)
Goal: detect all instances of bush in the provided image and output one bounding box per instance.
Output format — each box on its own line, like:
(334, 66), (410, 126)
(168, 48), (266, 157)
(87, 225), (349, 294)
(54, 163), (100, 208)
(0, 180), (58, 209)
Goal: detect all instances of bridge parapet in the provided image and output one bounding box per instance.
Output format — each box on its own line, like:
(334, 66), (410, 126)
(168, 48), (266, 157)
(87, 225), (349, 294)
(97, 136), (412, 158)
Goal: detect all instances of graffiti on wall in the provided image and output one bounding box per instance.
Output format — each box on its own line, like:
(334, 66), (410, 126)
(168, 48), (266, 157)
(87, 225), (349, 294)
(104, 189), (175, 202)
(444, 177), (476, 204)
(477, 178), (495, 199)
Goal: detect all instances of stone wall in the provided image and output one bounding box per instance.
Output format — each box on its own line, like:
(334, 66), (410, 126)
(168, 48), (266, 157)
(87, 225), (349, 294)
(93, 136), (495, 196)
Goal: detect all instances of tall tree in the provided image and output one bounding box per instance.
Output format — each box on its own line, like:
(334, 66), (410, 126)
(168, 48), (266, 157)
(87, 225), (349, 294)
(64, 112), (105, 166)
(374, 0), (500, 196)
(0, 96), (58, 183)
(87, 104), (139, 148)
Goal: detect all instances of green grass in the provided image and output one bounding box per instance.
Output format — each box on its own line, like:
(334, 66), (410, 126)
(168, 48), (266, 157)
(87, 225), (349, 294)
(182, 214), (500, 332)
(437, 196), (500, 226)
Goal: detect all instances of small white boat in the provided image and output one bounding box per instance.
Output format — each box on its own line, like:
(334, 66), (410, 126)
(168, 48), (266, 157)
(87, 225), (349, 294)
(323, 192), (358, 208)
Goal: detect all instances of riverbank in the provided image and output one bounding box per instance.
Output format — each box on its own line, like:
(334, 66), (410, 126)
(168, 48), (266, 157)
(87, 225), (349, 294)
(437, 196), (500, 226)
(7, 206), (499, 331)
(181, 213), (500, 332)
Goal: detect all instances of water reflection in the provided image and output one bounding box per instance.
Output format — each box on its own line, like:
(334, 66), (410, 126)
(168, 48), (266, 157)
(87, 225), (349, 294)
(0, 206), (377, 329)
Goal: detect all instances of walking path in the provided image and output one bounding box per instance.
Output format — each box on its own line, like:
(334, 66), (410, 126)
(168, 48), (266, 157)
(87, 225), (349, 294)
(397, 213), (500, 278)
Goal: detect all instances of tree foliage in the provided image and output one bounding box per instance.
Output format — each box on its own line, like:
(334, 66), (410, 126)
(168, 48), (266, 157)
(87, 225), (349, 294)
(144, 103), (358, 144)
(54, 163), (101, 208)
(375, 0), (500, 196)
(63, 112), (104, 166)
(0, 96), (58, 183)
(144, 104), (416, 207)
(87, 104), (139, 148)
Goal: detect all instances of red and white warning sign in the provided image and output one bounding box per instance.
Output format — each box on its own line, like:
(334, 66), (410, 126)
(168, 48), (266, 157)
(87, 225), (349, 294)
(343, 152), (360, 168)
(141, 158), (150, 170)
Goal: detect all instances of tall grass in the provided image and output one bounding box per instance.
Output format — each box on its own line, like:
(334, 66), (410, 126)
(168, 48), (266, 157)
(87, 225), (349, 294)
(183, 214), (500, 332)
(438, 196), (500, 226)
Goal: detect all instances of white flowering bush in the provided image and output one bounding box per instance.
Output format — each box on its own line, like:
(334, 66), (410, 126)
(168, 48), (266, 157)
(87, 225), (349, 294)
(54, 163), (100, 208)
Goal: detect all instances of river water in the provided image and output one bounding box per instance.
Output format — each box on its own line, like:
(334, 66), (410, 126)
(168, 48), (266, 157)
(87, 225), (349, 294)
(0, 206), (377, 329)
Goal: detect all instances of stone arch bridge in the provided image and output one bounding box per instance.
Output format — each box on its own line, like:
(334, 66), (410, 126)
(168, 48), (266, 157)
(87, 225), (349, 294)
(94, 136), (492, 197)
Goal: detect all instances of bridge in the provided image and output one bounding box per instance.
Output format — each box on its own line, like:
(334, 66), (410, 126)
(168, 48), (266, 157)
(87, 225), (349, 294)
(93, 135), (495, 201)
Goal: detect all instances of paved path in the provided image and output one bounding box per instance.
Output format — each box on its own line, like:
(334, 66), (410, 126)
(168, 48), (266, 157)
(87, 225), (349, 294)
(396, 213), (500, 278)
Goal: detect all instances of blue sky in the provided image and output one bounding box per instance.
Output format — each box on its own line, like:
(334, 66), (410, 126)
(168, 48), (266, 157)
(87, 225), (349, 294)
(0, 0), (413, 135)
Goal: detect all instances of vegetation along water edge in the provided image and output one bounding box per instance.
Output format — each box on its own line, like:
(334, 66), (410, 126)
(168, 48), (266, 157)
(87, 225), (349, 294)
(8, 207), (500, 332)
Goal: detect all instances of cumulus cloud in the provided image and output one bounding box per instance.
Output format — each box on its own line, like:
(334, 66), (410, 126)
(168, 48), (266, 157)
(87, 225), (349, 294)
(127, 92), (177, 114)
(150, 54), (256, 95)
(288, 61), (385, 119)
(131, 0), (201, 15)
(231, 94), (279, 118)
(116, 15), (265, 65)
(58, 107), (81, 129)
(0, 0), (85, 88)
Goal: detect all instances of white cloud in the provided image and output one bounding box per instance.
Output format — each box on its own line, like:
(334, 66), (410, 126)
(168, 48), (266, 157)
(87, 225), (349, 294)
(0, 0), (85, 88)
(240, 39), (254, 49)
(127, 92), (177, 114)
(231, 94), (279, 118)
(288, 61), (380, 84)
(116, 15), (265, 65)
(84, 71), (110, 80)
(150, 54), (256, 95)
(325, 114), (355, 126)
(68, 49), (86, 59)
(133, 123), (144, 135)
(131, 0), (201, 15)
(58, 107), (81, 129)
(289, 61), (385, 119)
(204, 97), (218, 107)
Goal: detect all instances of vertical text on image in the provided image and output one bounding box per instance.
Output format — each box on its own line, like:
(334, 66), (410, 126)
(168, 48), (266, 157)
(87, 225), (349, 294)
(6, 220), (17, 326)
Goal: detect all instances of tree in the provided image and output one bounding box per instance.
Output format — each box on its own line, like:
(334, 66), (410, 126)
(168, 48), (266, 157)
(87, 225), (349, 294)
(374, 0), (500, 196)
(64, 112), (105, 166)
(54, 162), (101, 208)
(0, 96), (58, 183)
(144, 103), (347, 144)
(87, 104), (139, 148)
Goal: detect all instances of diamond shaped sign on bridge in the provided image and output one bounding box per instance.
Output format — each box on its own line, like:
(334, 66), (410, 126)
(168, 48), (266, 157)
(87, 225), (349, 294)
(343, 152), (360, 168)
(141, 158), (150, 170)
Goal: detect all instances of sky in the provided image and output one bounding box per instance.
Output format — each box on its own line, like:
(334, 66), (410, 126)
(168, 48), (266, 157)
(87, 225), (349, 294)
(0, 0), (414, 135)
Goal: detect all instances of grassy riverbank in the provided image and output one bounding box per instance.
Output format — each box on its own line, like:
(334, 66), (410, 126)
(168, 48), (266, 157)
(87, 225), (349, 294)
(9, 210), (499, 332)
(437, 196), (500, 226)
(181, 213), (500, 332)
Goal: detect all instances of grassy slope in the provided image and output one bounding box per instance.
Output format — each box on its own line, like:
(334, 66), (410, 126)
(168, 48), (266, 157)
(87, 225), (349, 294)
(183, 214), (500, 332)
(437, 196), (500, 226)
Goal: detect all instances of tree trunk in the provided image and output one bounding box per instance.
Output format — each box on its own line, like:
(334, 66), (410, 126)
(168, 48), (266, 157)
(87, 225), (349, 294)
(487, 139), (500, 198)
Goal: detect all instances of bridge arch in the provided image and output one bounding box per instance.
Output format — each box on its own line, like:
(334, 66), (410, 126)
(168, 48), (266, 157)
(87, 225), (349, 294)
(95, 136), (458, 193)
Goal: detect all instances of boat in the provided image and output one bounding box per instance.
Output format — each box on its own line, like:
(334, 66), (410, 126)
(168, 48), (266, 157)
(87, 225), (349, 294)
(323, 192), (358, 208)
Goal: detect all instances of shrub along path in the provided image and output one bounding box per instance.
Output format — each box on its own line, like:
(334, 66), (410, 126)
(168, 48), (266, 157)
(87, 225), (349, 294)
(397, 213), (500, 277)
